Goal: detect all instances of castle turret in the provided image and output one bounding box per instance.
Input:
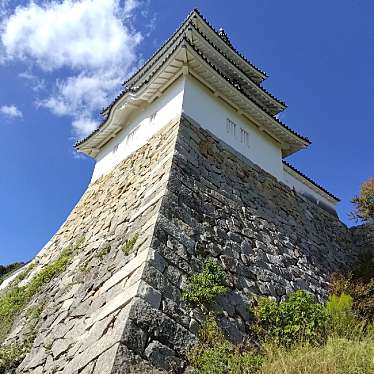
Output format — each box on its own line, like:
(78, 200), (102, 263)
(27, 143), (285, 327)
(1, 10), (359, 374)
(75, 9), (337, 212)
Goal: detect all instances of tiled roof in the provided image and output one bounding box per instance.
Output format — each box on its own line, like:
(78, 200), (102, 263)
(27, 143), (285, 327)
(185, 39), (309, 144)
(76, 36), (310, 148)
(193, 9), (268, 78)
(76, 9), (308, 149)
(189, 23), (286, 110)
(283, 160), (340, 201)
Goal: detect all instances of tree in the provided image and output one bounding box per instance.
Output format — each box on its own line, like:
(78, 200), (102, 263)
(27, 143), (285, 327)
(351, 178), (374, 223)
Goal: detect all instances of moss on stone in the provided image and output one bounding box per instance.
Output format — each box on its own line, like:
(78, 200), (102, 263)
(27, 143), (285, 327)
(121, 234), (139, 256)
(0, 241), (79, 342)
(0, 303), (44, 374)
(96, 245), (111, 260)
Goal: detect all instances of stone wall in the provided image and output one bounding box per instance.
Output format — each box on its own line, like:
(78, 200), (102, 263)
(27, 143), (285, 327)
(3, 118), (183, 374)
(124, 115), (359, 366)
(2, 114), (367, 373)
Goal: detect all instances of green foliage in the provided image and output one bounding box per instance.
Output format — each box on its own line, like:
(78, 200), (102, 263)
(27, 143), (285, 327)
(12, 262), (37, 286)
(325, 293), (359, 337)
(25, 247), (72, 298)
(188, 315), (263, 374)
(351, 178), (374, 222)
(183, 259), (228, 307)
(330, 251), (374, 322)
(0, 245), (74, 342)
(254, 290), (328, 347)
(0, 263), (24, 286)
(121, 234), (139, 256)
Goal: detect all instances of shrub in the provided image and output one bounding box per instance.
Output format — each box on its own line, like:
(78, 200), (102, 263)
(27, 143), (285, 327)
(325, 293), (359, 337)
(183, 259), (228, 308)
(351, 177), (374, 222)
(330, 251), (374, 322)
(121, 234), (139, 255)
(254, 290), (328, 347)
(188, 315), (263, 374)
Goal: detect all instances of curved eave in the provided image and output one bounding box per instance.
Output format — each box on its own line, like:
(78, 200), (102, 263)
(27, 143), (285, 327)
(76, 41), (188, 155)
(283, 161), (340, 203)
(77, 41), (309, 158)
(183, 40), (309, 156)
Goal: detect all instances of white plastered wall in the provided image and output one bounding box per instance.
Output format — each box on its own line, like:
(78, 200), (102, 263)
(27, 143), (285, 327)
(91, 77), (185, 182)
(182, 76), (284, 180)
(91, 75), (336, 211)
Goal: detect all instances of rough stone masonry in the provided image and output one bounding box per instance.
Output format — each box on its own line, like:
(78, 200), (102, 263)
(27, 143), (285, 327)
(2, 115), (373, 373)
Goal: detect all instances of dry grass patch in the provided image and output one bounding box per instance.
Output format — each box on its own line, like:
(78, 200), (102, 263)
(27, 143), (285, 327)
(261, 336), (374, 374)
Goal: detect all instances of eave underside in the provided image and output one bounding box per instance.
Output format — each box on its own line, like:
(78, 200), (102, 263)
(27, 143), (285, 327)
(76, 41), (309, 158)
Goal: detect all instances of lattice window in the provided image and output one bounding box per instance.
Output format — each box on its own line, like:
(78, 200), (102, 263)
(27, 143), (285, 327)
(226, 118), (236, 136)
(240, 128), (249, 147)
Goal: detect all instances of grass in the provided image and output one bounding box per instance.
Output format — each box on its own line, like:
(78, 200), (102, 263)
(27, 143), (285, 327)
(188, 291), (374, 373)
(261, 335), (374, 374)
(187, 315), (263, 374)
(0, 341), (31, 374)
(188, 323), (374, 374)
(0, 239), (84, 372)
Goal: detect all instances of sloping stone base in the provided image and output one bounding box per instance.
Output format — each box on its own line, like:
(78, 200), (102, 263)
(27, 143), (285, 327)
(3, 115), (372, 373)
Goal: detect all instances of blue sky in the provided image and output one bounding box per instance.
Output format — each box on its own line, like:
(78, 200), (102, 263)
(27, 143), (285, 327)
(0, 0), (373, 265)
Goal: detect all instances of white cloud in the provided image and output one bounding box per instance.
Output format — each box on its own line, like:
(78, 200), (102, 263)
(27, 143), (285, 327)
(18, 70), (46, 92)
(0, 0), (145, 140)
(1, 0), (142, 71)
(72, 117), (98, 139)
(0, 104), (23, 119)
